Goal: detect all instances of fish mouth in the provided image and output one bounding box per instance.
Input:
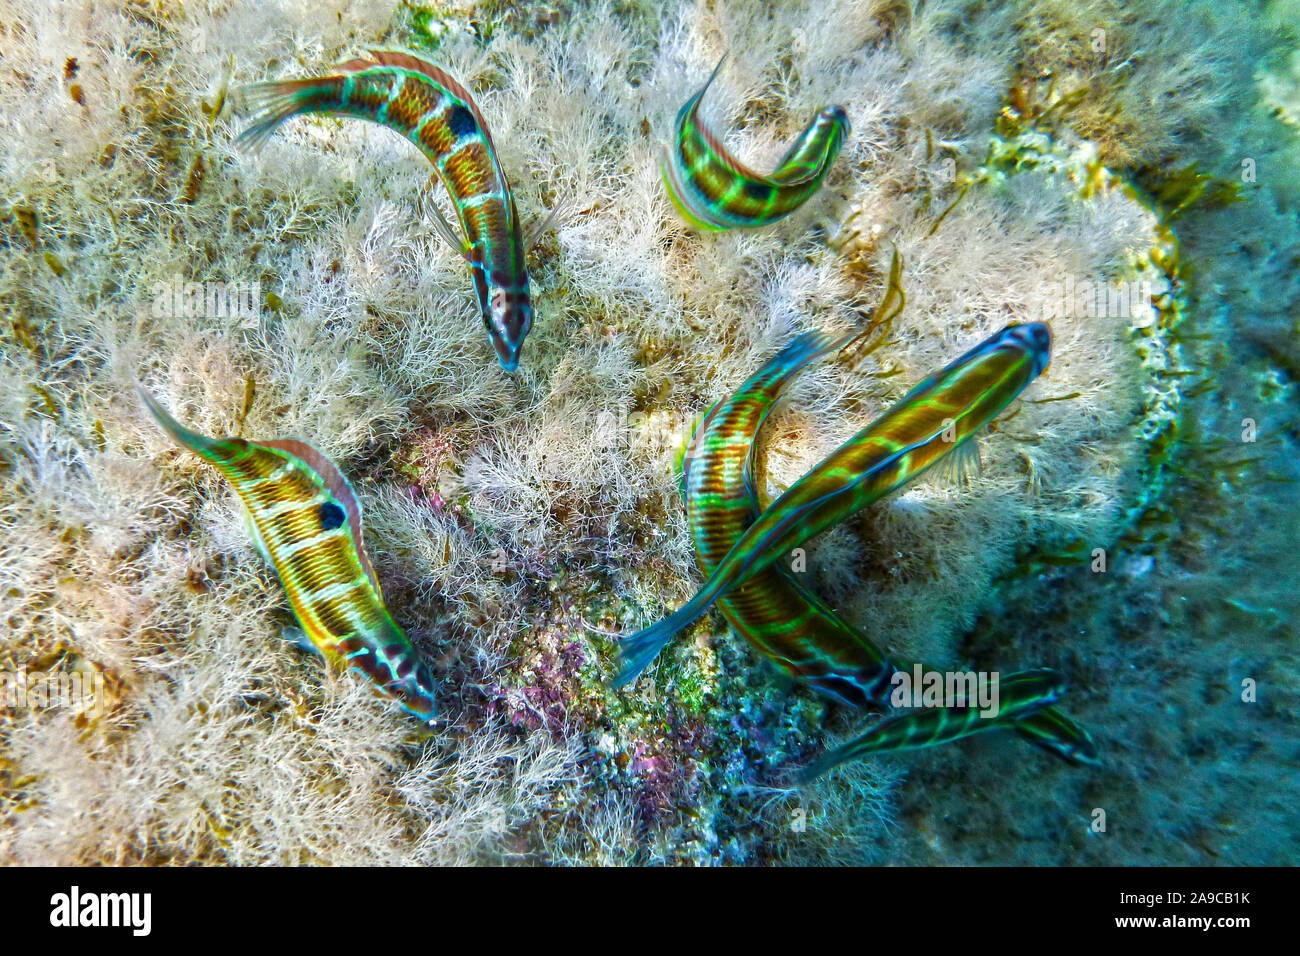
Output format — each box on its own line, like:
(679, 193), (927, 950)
(489, 313), (530, 373)
(494, 345), (521, 373)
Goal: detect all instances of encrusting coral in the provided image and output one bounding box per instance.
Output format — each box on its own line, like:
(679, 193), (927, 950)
(1, 0), (1296, 865)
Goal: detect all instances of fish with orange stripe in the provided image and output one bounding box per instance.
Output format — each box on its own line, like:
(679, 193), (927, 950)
(236, 50), (535, 372)
(140, 389), (438, 721)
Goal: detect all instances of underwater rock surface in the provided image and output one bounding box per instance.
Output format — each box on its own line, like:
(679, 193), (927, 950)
(1, 0), (1296, 864)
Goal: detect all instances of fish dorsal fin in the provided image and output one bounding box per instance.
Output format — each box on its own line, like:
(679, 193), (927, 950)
(687, 53), (729, 120)
(253, 438), (381, 597)
(336, 57), (379, 74)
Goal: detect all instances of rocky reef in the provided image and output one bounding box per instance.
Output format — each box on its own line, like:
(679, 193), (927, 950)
(1, 0), (1296, 864)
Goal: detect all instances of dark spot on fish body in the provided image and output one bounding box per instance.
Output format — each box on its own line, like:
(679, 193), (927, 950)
(743, 180), (772, 202)
(446, 103), (477, 139)
(319, 500), (346, 530)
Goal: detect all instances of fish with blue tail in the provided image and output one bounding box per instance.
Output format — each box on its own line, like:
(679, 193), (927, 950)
(236, 50), (535, 372)
(662, 56), (850, 231)
(677, 325), (1098, 775)
(615, 321), (1054, 687)
(140, 389), (438, 721)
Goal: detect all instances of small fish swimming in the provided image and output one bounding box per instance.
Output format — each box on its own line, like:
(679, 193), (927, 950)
(680, 328), (1097, 775)
(236, 50), (534, 372)
(795, 669), (1067, 780)
(140, 389), (438, 721)
(681, 328), (896, 708)
(662, 56), (850, 231)
(615, 322), (1053, 686)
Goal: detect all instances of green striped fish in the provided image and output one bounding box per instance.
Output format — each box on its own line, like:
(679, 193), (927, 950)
(681, 328), (896, 707)
(795, 669), (1067, 781)
(662, 57), (850, 230)
(140, 390), (438, 721)
(615, 322), (1053, 686)
(680, 330), (1098, 774)
(237, 50), (534, 372)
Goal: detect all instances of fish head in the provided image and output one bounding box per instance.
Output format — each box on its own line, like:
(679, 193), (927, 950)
(821, 105), (850, 136)
(387, 641), (440, 723)
(1002, 322), (1052, 376)
(813, 106), (850, 154)
(485, 281), (533, 373)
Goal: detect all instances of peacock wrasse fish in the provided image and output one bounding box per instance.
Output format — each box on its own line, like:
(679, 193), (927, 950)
(236, 50), (533, 372)
(140, 389), (438, 721)
(662, 57), (850, 231)
(677, 330), (1098, 775)
(614, 322), (1053, 687)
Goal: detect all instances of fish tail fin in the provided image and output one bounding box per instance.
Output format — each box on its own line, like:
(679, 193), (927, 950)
(794, 726), (884, 783)
(611, 597), (713, 688)
(138, 386), (226, 460)
(781, 328), (848, 368)
(696, 52), (728, 104)
(232, 78), (323, 153)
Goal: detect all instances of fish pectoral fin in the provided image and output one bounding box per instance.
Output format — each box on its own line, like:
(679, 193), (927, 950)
(241, 504), (275, 567)
(417, 175), (471, 259)
(282, 625), (321, 658)
(929, 435), (983, 488)
(526, 191), (572, 250)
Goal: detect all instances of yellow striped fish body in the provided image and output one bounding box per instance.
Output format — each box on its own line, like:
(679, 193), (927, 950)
(662, 57), (850, 231)
(237, 51), (533, 372)
(615, 323), (1052, 686)
(681, 333), (1098, 773)
(141, 391), (437, 721)
(681, 330), (896, 708)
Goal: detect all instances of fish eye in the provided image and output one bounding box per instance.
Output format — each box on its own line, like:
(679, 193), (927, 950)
(319, 500), (346, 531)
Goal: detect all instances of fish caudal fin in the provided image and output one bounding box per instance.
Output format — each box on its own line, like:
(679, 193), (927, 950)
(612, 597), (713, 688)
(233, 79), (321, 154)
(138, 386), (225, 458)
